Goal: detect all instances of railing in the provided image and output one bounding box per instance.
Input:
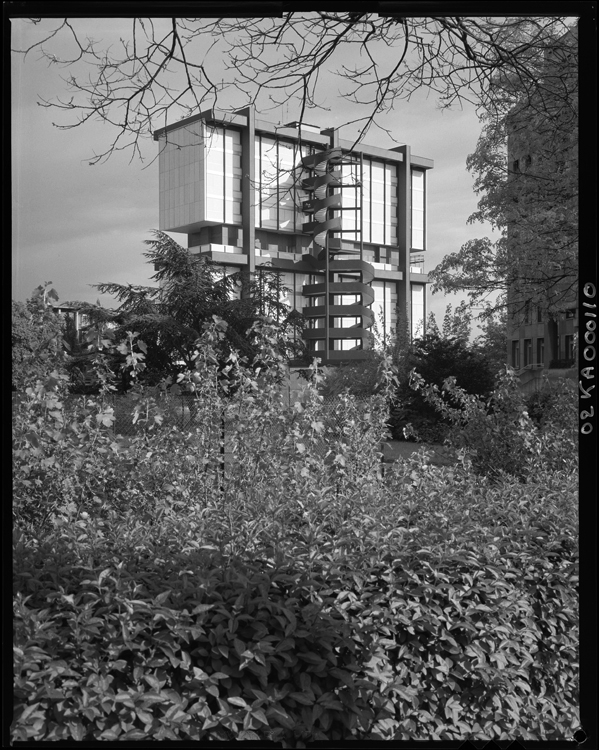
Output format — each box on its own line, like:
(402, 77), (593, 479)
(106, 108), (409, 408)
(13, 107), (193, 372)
(297, 146), (374, 362)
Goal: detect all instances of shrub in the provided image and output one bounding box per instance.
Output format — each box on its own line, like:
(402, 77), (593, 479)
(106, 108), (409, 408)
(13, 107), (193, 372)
(12, 285), (66, 391)
(389, 334), (495, 442)
(409, 367), (577, 482)
(12, 319), (579, 744)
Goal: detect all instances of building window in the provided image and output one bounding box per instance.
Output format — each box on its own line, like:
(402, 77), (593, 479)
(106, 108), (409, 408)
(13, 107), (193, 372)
(524, 301), (532, 324)
(333, 294), (361, 306)
(524, 339), (533, 367)
(332, 316), (361, 328)
(511, 340), (520, 369)
(537, 307), (543, 323)
(410, 254), (424, 273)
(537, 338), (545, 366)
(205, 125), (242, 224)
(565, 309), (575, 319)
(411, 283), (425, 340)
(309, 318), (325, 328)
(341, 158), (397, 245)
(332, 338), (362, 351)
(565, 334), (575, 360)
(411, 169), (425, 250)
(309, 340), (325, 351)
(372, 280), (398, 343)
(255, 136), (310, 232)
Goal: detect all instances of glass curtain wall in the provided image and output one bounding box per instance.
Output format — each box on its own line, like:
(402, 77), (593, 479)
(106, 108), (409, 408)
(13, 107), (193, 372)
(411, 283), (425, 339)
(371, 280), (398, 343)
(340, 158), (397, 245)
(411, 169), (425, 250)
(205, 126), (242, 224)
(255, 136), (311, 233)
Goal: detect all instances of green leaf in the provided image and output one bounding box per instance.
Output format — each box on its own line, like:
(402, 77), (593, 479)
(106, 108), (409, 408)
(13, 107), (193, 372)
(192, 603), (214, 615)
(289, 691), (314, 705)
(227, 696), (248, 708)
(68, 720), (86, 741)
(251, 708), (269, 725)
(238, 729), (261, 740)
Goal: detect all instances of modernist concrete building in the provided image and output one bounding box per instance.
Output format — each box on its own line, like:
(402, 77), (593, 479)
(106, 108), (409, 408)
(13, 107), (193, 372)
(154, 107), (432, 365)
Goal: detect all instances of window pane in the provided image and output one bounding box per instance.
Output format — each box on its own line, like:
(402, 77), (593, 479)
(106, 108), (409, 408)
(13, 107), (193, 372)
(332, 338), (361, 351)
(411, 283), (425, 339)
(411, 170), (425, 250)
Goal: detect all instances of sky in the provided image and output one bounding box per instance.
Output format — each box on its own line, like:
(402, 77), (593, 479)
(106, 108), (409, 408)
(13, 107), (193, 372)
(11, 16), (499, 329)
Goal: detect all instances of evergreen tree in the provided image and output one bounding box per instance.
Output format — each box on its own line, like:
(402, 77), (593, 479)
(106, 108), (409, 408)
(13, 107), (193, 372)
(89, 231), (306, 387)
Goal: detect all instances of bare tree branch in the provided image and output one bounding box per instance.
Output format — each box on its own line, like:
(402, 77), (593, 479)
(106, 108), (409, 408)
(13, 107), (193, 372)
(13, 15), (576, 162)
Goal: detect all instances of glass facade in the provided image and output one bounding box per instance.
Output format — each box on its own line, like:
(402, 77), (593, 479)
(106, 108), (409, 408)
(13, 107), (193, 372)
(411, 169), (425, 250)
(340, 159), (398, 245)
(255, 136), (310, 232)
(411, 283), (425, 339)
(371, 280), (398, 343)
(333, 316), (361, 328)
(279, 270), (311, 314)
(333, 294), (361, 306)
(205, 126), (242, 224)
(332, 339), (362, 351)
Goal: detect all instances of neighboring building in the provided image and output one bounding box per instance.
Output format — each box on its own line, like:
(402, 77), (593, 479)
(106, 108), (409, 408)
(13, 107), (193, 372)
(53, 304), (92, 347)
(505, 27), (578, 391)
(153, 107), (432, 365)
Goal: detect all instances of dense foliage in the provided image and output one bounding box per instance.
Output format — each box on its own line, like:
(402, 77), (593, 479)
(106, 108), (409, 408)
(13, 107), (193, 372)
(430, 27), (578, 320)
(472, 307), (508, 374)
(12, 283), (65, 390)
(320, 304), (500, 444)
(12, 319), (579, 744)
(80, 231), (306, 389)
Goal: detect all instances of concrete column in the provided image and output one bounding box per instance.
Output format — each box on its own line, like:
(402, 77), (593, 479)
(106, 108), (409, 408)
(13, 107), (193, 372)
(238, 107), (256, 291)
(395, 145), (412, 339)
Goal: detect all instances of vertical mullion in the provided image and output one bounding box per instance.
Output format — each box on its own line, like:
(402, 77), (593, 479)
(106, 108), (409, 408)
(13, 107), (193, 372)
(360, 154), (363, 260)
(258, 136), (262, 230)
(222, 127), (226, 224)
(276, 139), (280, 231)
(368, 160), (372, 244)
(423, 170), (427, 251)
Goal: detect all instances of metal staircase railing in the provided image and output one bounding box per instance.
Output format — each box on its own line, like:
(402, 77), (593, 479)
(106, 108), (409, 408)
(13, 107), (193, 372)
(296, 146), (374, 361)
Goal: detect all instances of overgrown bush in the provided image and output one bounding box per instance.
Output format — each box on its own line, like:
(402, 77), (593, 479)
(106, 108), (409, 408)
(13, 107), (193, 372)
(410, 367), (577, 482)
(389, 333), (495, 443)
(12, 285), (66, 391)
(12, 320), (579, 744)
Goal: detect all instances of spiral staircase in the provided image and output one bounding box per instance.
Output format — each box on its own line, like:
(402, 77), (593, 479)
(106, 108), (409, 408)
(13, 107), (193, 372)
(296, 147), (375, 362)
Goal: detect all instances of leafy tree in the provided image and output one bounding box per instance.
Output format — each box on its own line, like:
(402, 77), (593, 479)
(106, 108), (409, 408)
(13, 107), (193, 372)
(12, 283), (65, 390)
(430, 26), (578, 320)
(13, 15), (576, 163)
(440, 301), (473, 344)
(88, 231), (305, 388)
(411, 334), (495, 401)
(390, 305), (495, 442)
(472, 307), (508, 377)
